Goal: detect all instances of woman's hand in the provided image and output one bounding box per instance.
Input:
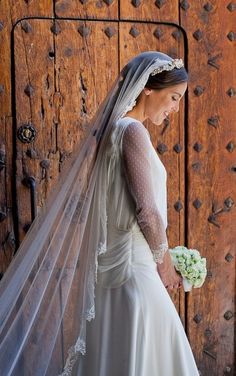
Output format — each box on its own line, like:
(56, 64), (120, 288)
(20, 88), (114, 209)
(156, 250), (183, 290)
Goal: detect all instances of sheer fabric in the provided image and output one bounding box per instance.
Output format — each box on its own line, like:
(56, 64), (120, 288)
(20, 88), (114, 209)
(122, 120), (169, 263)
(0, 52), (187, 375)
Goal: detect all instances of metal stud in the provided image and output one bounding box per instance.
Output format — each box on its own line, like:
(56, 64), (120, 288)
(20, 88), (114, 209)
(0, 210), (6, 222)
(208, 116), (219, 128)
(40, 159), (50, 169)
(0, 150), (5, 171)
(153, 28), (163, 39)
(224, 197), (234, 208)
(103, 0), (114, 4)
(227, 2), (236, 11)
(78, 25), (91, 37)
(23, 223), (31, 233)
(104, 27), (116, 39)
(204, 328), (212, 337)
(194, 86), (205, 96)
(208, 54), (222, 69)
(64, 48), (73, 57)
(193, 29), (203, 41)
(17, 124), (37, 143)
(173, 143), (182, 153)
(21, 20), (32, 33)
(225, 253), (233, 262)
(180, 0), (189, 11)
(131, 0), (141, 7)
(227, 31), (236, 41)
(226, 141), (235, 152)
(230, 165), (236, 172)
(156, 143), (167, 154)
(24, 83), (34, 97)
(4, 231), (15, 256)
(224, 366), (232, 373)
(26, 148), (37, 159)
(174, 200), (183, 212)
(208, 214), (220, 228)
(193, 314), (202, 324)
(192, 162), (201, 170)
(203, 2), (213, 11)
(227, 87), (236, 97)
(129, 26), (140, 38)
(203, 347), (217, 360)
(160, 118), (170, 136)
(193, 142), (203, 152)
(0, 21), (4, 31)
(224, 311), (233, 320)
(155, 0), (166, 9)
(193, 199), (202, 209)
(172, 29), (181, 40)
(50, 22), (61, 35)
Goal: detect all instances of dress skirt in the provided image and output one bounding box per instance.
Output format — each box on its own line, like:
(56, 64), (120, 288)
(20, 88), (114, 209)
(74, 223), (200, 376)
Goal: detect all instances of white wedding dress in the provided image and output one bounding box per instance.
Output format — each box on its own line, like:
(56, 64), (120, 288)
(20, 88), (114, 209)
(74, 117), (200, 376)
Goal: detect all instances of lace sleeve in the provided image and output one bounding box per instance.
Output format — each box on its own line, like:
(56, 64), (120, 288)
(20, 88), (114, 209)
(121, 120), (169, 264)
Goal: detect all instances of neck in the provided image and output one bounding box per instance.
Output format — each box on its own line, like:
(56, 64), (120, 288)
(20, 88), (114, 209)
(124, 108), (146, 123)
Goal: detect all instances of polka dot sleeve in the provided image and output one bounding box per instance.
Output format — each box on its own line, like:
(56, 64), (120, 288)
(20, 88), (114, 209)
(121, 121), (169, 264)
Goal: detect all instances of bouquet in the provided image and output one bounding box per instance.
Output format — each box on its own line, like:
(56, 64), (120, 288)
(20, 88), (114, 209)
(169, 246), (207, 292)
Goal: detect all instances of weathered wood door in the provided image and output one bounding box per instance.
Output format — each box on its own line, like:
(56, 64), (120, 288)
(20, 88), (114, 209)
(0, 1), (235, 375)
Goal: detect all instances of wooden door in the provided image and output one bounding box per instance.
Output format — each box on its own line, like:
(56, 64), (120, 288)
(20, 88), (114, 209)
(0, 1), (235, 374)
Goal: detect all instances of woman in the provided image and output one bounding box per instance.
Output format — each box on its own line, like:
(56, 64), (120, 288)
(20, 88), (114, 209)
(72, 54), (199, 375)
(0, 51), (199, 376)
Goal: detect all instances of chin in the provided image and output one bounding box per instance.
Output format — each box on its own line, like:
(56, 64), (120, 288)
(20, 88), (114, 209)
(152, 118), (163, 126)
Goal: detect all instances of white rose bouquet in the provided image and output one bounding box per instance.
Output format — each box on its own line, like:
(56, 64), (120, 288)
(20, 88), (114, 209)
(169, 246), (207, 292)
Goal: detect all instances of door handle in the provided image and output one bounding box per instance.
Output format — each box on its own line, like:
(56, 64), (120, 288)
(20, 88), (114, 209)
(22, 176), (37, 222)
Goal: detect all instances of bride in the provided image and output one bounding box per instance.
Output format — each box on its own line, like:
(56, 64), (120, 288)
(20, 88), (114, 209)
(0, 51), (200, 376)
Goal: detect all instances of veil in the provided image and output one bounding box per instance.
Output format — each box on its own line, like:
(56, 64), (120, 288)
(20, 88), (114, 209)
(0, 51), (184, 375)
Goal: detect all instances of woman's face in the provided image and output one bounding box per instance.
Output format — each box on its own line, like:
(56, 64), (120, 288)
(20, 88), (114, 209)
(143, 82), (188, 125)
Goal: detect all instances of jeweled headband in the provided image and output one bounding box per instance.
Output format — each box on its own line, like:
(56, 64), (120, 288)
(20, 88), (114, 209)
(151, 58), (184, 76)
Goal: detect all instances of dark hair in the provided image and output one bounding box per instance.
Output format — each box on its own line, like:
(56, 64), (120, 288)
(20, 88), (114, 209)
(145, 66), (188, 90)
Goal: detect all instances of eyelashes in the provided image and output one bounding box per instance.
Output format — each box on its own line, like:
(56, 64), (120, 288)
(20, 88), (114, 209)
(172, 97), (178, 102)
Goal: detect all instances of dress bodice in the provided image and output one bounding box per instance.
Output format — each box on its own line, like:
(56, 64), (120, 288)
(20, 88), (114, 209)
(117, 116), (168, 230)
(97, 116), (169, 287)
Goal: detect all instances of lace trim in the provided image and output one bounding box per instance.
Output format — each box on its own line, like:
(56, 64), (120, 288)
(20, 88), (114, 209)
(152, 243), (168, 264)
(85, 305), (95, 321)
(121, 99), (137, 118)
(150, 58), (184, 76)
(59, 241), (104, 375)
(58, 338), (86, 376)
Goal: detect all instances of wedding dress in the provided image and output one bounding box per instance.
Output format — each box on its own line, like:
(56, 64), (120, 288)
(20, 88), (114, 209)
(73, 116), (200, 376)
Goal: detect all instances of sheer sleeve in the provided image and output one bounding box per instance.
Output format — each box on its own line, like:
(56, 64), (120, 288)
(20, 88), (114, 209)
(121, 121), (169, 264)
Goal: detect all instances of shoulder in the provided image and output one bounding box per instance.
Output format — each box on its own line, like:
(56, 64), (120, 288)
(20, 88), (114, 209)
(121, 118), (150, 144)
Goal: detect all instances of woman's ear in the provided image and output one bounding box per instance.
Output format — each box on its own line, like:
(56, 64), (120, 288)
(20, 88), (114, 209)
(143, 88), (153, 96)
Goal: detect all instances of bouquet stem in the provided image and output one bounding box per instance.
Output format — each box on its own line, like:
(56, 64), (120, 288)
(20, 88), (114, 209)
(182, 277), (192, 292)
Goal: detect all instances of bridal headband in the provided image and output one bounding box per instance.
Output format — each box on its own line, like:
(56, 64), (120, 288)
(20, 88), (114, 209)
(150, 58), (184, 76)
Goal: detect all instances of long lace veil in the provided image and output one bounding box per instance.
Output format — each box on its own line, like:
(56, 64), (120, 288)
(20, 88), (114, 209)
(0, 51), (184, 375)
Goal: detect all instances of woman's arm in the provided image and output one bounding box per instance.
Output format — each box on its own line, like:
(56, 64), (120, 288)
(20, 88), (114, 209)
(122, 120), (168, 264)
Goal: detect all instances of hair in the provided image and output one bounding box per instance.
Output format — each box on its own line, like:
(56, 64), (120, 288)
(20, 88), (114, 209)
(145, 66), (188, 90)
